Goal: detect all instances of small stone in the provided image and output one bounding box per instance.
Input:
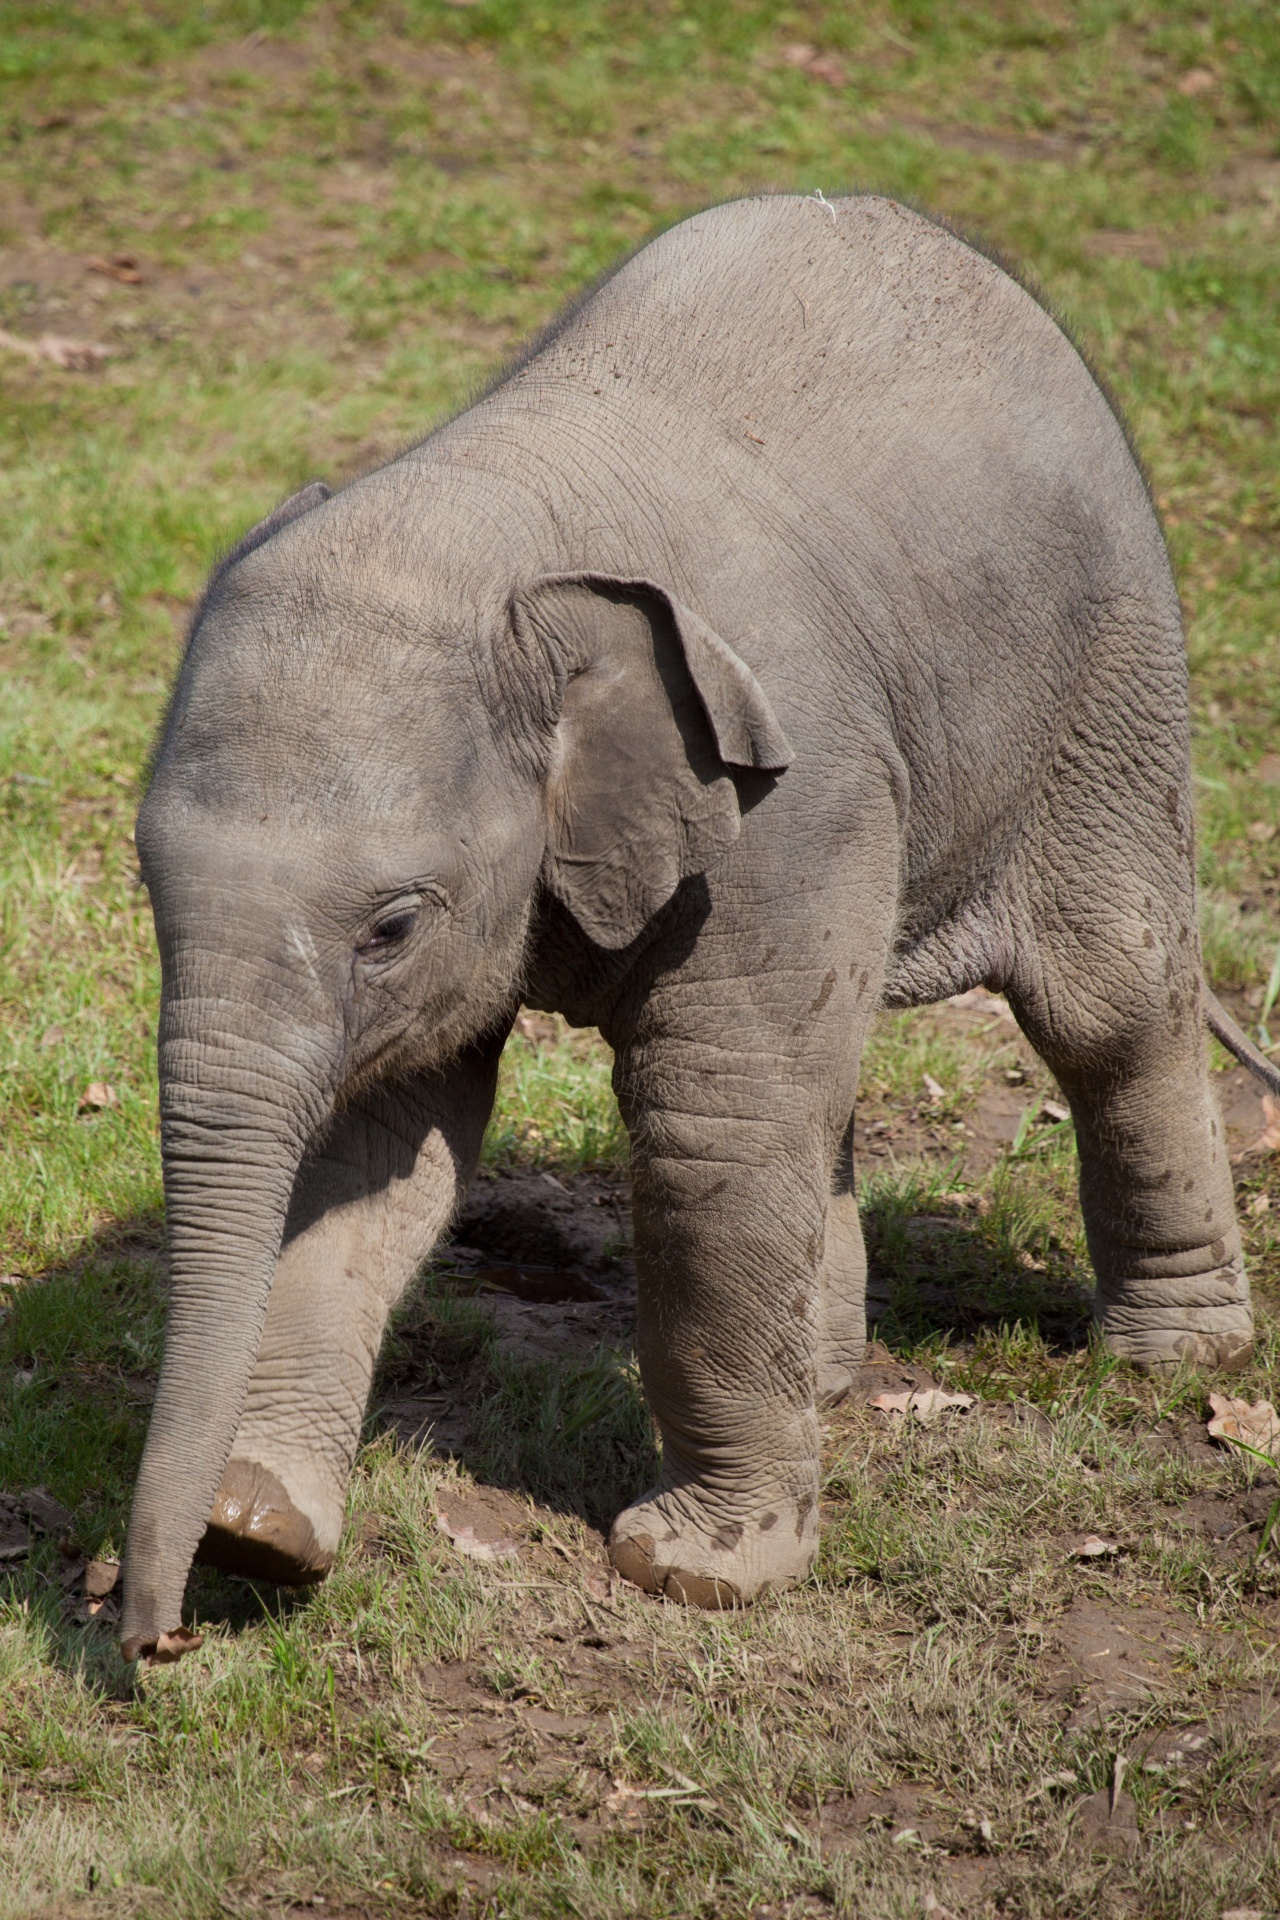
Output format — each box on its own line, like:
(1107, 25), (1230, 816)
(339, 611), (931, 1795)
(84, 1558), (119, 1599)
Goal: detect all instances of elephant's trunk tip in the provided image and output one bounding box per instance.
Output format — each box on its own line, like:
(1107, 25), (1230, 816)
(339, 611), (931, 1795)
(121, 1623), (204, 1666)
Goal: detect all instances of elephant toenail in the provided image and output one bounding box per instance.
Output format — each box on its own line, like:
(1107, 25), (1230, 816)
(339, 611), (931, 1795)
(663, 1569), (744, 1609)
(609, 1531), (660, 1593)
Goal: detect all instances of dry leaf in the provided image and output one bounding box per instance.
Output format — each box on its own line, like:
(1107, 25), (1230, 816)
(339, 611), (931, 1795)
(1244, 1094), (1280, 1158)
(923, 1073), (945, 1103)
(436, 1506), (520, 1564)
(0, 328), (110, 372)
(946, 987), (1018, 1024)
(1042, 1099), (1070, 1123)
(1070, 1535), (1120, 1559)
(79, 1082), (119, 1112)
(88, 252), (144, 284)
(1249, 1193), (1271, 1216)
(870, 1389), (975, 1424)
(1207, 1392), (1280, 1461)
(149, 1626), (203, 1663)
(1176, 66), (1216, 96)
(779, 42), (846, 85)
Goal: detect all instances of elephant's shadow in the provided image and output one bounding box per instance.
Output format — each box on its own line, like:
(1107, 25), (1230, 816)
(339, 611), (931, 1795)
(365, 1169), (1094, 1537)
(0, 1176), (1092, 1679)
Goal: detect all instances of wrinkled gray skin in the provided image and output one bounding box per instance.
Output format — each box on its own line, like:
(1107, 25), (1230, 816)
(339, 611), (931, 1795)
(122, 194), (1252, 1662)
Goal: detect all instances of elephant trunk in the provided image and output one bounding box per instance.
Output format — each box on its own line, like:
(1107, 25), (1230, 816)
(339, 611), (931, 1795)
(121, 1002), (333, 1662)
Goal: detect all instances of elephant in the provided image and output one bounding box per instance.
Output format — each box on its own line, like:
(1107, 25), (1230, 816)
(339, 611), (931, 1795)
(120, 192), (1278, 1663)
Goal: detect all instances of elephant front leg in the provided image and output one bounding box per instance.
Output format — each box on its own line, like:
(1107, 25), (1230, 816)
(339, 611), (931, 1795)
(196, 1044), (502, 1584)
(608, 1085), (831, 1608)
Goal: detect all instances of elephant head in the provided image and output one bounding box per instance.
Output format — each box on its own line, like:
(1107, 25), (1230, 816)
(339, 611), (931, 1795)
(121, 479), (790, 1660)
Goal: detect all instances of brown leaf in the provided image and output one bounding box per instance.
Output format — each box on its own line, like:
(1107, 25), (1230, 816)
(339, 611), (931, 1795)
(1207, 1392), (1280, 1460)
(1176, 66), (1216, 96)
(870, 1388), (975, 1424)
(149, 1626), (203, 1663)
(947, 986), (1018, 1024)
(87, 252), (144, 284)
(779, 41), (846, 85)
(805, 54), (847, 87)
(1245, 1094), (1280, 1158)
(436, 1502), (521, 1564)
(79, 1082), (119, 1112)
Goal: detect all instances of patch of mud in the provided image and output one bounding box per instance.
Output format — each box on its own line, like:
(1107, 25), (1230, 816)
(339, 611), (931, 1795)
(376, 1165), (637, 1450)
(817, 1781), (954, 1852)
(1044, 1598), (1192, 1728)
(451, 1168), (634, 1298)
(475, 1293), (635, 1365)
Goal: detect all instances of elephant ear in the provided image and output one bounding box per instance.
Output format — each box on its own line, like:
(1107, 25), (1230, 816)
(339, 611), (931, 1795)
(511, 574), (793, 950)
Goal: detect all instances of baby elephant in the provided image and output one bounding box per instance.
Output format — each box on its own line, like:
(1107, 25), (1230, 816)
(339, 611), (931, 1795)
(122, 193), (1272, 1661)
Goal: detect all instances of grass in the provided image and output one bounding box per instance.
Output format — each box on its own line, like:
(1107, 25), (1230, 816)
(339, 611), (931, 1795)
(2, 1), (1280, 1914)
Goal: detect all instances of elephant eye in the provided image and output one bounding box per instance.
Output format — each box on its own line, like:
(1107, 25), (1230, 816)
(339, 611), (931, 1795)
(358, 908), (418, 955)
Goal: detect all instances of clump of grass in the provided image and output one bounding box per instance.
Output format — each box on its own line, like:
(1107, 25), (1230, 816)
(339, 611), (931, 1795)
(468, 1346), (658, 1531)
(482, 1024), (626, 1173)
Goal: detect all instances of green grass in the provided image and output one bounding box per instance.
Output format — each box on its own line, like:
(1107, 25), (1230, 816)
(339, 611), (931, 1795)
(2, 2), (1280, 1914)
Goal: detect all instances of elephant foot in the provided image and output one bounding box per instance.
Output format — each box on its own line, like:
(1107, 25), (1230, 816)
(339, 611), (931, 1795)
(817, 1357), (858, 1408)
(608, 1483), (818, 1607)
(1096, 1260), (1254, 1374)
(194, 1458), (333, 1586)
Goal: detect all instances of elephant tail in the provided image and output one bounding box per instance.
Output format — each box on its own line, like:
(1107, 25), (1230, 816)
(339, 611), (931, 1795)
(1205, 989), (1280, 1098)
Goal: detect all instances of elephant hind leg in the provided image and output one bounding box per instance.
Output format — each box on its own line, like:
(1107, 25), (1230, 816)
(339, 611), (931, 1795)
(1008, 898), (1249, 1374)
(817, 1116), (868, 1407)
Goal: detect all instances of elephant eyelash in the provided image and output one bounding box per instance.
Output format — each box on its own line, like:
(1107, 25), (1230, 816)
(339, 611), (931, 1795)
(357, 911), (418, 954)
(355, 885), (448, 958)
